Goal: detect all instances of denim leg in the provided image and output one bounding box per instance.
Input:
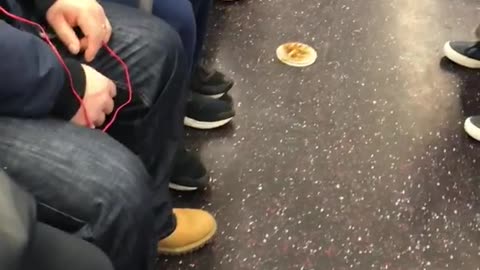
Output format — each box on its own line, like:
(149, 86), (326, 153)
(87, 2), (187, 171)
(0, 118), (160, 270)
(0, 3), (185, 270)
(86, 3), (187, 241)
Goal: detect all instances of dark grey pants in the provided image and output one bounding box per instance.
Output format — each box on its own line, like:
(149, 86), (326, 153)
(0, 170), (113, 270)
(0, 3), (188, 270)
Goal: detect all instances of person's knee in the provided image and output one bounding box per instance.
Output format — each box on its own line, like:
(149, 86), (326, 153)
(102, 2), (188, 108)
(94, 155), (154, 225)
(104, 1), (185, 64)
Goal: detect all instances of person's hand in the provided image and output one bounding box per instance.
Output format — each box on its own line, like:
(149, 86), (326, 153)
(46, 0), (112, 62)
(70, 65), (116, 128)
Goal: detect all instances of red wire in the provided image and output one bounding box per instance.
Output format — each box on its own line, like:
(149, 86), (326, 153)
(0, 6), (132, 132)
(100, 44), (132, 132)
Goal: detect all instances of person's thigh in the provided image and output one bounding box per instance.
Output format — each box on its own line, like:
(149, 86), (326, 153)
(0, 118), (163, 269)
(90, 2), (186, 110)
(103, 0), (195, 69)
(0, 117), (149, 225)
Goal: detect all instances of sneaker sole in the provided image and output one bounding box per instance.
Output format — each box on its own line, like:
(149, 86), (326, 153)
(169, 183), (199, 191)
(464, 117), (480, 142)
(157, 221), (217, 255)
(184, 117), (233, 130)
(204, 93), (224, 99)
(194, 81), (234, 98)
(169, 175), (210, 191)
(444, 41), (480, 69)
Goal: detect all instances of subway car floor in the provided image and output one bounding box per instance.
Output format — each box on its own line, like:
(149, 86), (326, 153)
(161, 0), (480, 269)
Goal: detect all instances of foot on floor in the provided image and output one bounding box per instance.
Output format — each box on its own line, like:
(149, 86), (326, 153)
(158, 209), (217, 255)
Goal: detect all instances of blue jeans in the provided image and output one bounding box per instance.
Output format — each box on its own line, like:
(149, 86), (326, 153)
(107, 0), (212, 69)
(0, 3), (187, 270)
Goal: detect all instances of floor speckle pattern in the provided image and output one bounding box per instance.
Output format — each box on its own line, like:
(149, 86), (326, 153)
(162, 0), (480, 269)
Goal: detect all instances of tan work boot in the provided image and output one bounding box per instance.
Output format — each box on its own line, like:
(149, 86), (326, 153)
(158, 208), (217, 255)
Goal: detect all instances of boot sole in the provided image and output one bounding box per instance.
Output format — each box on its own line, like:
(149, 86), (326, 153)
(158, 221), (217, 255)
(184, 117), (233, 130)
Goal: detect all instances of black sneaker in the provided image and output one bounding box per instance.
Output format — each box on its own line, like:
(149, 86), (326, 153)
(184, 93), (235, 129)
(444, 41), (480, 69)
(464, 116), (480, 142)
(170, 147), (210, 191)
(191, 65), (234, 98)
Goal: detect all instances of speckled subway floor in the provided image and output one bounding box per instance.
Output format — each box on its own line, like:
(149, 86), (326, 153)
(160, 0), (480, 269)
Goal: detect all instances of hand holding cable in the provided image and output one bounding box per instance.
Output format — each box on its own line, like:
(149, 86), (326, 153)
(0, 6), (132, 132)
(70, 65), (117, 129)
(46, 0), (112, 62)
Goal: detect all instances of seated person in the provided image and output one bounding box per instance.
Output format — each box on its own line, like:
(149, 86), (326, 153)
(0, 0), (216, 269)
(0, 170), (114, 270)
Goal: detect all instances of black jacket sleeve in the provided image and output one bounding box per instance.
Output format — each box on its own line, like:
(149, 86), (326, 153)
(0, 20), (86, 119)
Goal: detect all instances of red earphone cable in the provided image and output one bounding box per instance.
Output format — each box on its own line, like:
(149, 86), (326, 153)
(100, 44), (132, 133)
(0, 6), (132, 132)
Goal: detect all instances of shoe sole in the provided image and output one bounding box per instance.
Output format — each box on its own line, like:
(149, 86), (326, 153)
(169, 176), (210, 191)
(444, 41), (480, 69)
(195, 81), (234, 98)
(184, 117), (233, 130)
(169, 183), (198, 191)
(157, 220), (217, 255)
(464, 117), (480, 142)
(205, 93), (224, 99)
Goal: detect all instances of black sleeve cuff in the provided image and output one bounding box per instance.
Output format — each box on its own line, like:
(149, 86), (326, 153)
(34, 0), (57, 17)
(51, 59), (86, 120)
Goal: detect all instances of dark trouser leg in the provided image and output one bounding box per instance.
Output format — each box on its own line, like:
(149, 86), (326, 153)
(26, 223), (114, 270)
(0, 119), (161, 270)
(150, 0), (196, 70)
(189, 0), (213, 66)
